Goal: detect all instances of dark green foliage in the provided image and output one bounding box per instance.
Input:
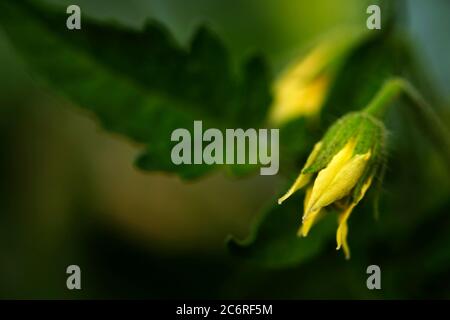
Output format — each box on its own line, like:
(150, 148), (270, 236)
(0, 0), (272, 179)
(227, 192), (337, 268)
(2, 0), (450, 280)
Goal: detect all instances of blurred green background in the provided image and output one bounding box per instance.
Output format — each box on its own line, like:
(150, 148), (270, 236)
(0, 0), (449, 299)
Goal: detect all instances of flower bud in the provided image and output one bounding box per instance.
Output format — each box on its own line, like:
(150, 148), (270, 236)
(278, 112), (386, 259)
(269, 30), (366, 126)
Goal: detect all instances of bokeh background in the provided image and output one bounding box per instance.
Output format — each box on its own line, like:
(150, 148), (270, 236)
(0, 0), (449, 299)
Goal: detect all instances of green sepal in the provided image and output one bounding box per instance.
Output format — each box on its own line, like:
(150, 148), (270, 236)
(302, 112), (360, 174)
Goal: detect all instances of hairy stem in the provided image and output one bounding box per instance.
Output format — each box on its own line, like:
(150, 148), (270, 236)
(365, 78), (450, 170)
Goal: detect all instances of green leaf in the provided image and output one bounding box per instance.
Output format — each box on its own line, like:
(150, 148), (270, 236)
(0, 0), (272, 179)
(227, 191), (337, 269)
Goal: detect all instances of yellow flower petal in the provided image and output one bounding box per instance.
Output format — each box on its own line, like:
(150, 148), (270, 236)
(299, 187), (315, 235)
(309, 151), (371, 213)
(336, 176), (374, 259)
(270, 74), (330, 125)
(304, 186), (314, 214)
(269, 29), (368, 126)
(298, 187), (326, 237)
(336, 204), (354, 259)
(278, 142), (322, 204)
(299, 212), (319, 237)
(305, 139), (356, 215)
(268, 41), (335, 126)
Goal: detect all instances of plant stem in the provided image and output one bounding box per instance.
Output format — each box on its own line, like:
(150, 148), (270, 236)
(364, 78), (404, 118)
(400, 80), (450, 167)
(365, 78), (450, 169)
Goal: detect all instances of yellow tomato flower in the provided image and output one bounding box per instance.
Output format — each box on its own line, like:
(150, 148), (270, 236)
(278, 112), (386, 259)
(269, 29), (367, 126)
